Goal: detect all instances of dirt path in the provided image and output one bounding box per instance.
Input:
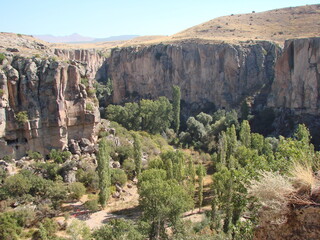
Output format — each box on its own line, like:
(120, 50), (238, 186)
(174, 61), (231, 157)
(80, 183), (140, 229)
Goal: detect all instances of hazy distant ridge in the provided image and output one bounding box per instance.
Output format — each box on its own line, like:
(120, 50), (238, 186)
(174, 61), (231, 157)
(35, 33), (139, 43)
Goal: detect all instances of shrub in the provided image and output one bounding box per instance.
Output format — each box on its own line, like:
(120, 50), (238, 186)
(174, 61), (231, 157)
(66, 219), (91, 240)
(87, 88), (96, 98)
(0, 89), (4, 97)
(3, 174), (31, 197)
(0, 53), (5, 64)
(111, 169), (127, 186)
(68, 182), (86, 200)
(27, 150), (43, 160)
(81, 78), (89, 87)
(84, 199), (99, 212)
(86, 103), (94, 112)
(76, 169), (99, 191)
(122, 158), (135, 180)
(0, 212), (22, 240)
(15, 111), (28, 125)
(49, 149), (71, 164)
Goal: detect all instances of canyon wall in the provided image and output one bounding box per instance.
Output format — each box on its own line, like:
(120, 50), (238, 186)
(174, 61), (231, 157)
(268, 37), (320, 114)
(0, 55), (101, 159)
(106, 41), (281, 112)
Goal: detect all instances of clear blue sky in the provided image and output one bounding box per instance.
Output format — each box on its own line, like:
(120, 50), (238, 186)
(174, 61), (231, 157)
(1, 0), (319, 37)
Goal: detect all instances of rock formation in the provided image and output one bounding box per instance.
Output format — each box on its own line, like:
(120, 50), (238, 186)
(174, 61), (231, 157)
(0, 55), (100, 159)
(106, 41), (281, 113)
(268, 37), (320, 114)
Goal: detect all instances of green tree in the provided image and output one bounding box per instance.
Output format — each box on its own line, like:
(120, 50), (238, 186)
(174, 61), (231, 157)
(196, 165), (206, 211)
(172, 85), (181, 133)
(97, 138), (110, 207)
(239, 120), (251, 148)
(93, 219), (144, 240)
(138, 169), (193, 239)
(66, 219), (91, 240)
(133, 133), (142, 176)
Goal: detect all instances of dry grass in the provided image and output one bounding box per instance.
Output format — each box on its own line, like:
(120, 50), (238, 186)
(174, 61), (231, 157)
(289, 162), (317, 194)
(248, 171), (295, 224)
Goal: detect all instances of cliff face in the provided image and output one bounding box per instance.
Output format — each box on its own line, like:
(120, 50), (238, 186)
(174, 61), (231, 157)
(106, 42), (281, 111)
(54, 49), (107, 81)
(254, 206), (320, 240)
(0, 56), (100, 159)
(268, 37), (320, 114)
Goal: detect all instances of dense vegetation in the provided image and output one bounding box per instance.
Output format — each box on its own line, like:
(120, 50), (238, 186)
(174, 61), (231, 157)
(0, 84), (319, 239)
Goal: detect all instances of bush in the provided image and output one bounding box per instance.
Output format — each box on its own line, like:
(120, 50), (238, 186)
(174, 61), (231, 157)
(84, 199), (99, 212)
(15, 111), (28, 125)
(0, 53), (5, 64)
(86, 103), (94, 112)
(122, 158), (135, 179)
(3, 174), (31, 197)
(0, 89), (4, 97)
(68, 182), (86, 200)
(111, 169), (127, 186)
(0, 212), (22, 240)
(81, 78), (89, 87)
(27, 150), (43, 160)
(49, 149), (71, 164)
(87, 88), (96, 98)
(76, 169), (99, 191)
(66, 219), (91, 240)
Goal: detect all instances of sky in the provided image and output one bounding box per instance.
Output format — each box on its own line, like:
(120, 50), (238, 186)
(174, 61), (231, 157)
(0, 0), (319, 38)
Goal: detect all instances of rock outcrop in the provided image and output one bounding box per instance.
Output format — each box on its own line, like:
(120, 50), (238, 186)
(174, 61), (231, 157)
(268, 37), (320, 114)
(254, 206), (320, 240)
(106, 41), (281, 112)
(54, 49), (107, 80)
(0, 56), (100, 159)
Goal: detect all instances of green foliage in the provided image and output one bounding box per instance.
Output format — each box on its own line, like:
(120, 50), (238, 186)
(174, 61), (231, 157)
(76, 169), (99, 191)
(32, 162), (61, 181)
(138, 169), (193, 238)
(37, 217), (59, 240)
(160, 150), (186, 182)
(97, 138), (111, 207)
(94, 78), (113, 107)
(110, 168), (127, 186)
(196, 165), (206, 210)
(68, 182), (86, 200)
(84, 199), (100, 212)
(106, 96), (173, 134)
(66, 219), (91, 240)
(27, 150), (43, 160)
(49, 149), (71, 164)
(239, 120), (251, 148)
(0, 53), (5, 64)
(87, 88), (96, 98)
(122, 158), (136, 180)
(0, 89), (4, 97)
(0, 212), (22, 240)
(15, 111), (28, 125)
(3, 174), (31, 197)
(85, 102), (94, 112)
(133, 133), (142, 176)
(172, 85), (181, 133)
(93, 219), (144, 240)
(81, 78), (89, 87)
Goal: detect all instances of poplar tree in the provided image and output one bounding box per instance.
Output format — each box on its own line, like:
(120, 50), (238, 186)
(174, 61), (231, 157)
(133, 133), (142, 176)
(239, 120), (251, 148)
(196, 165), (206, 211)
(172, 85), (181, 133)
(97, 138), (110, 208)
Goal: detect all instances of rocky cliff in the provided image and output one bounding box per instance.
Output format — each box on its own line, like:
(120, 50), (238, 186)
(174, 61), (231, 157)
(268, 37), (320, 114)
(0, 55), (100, 159)
(106, 41), (281, 113)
